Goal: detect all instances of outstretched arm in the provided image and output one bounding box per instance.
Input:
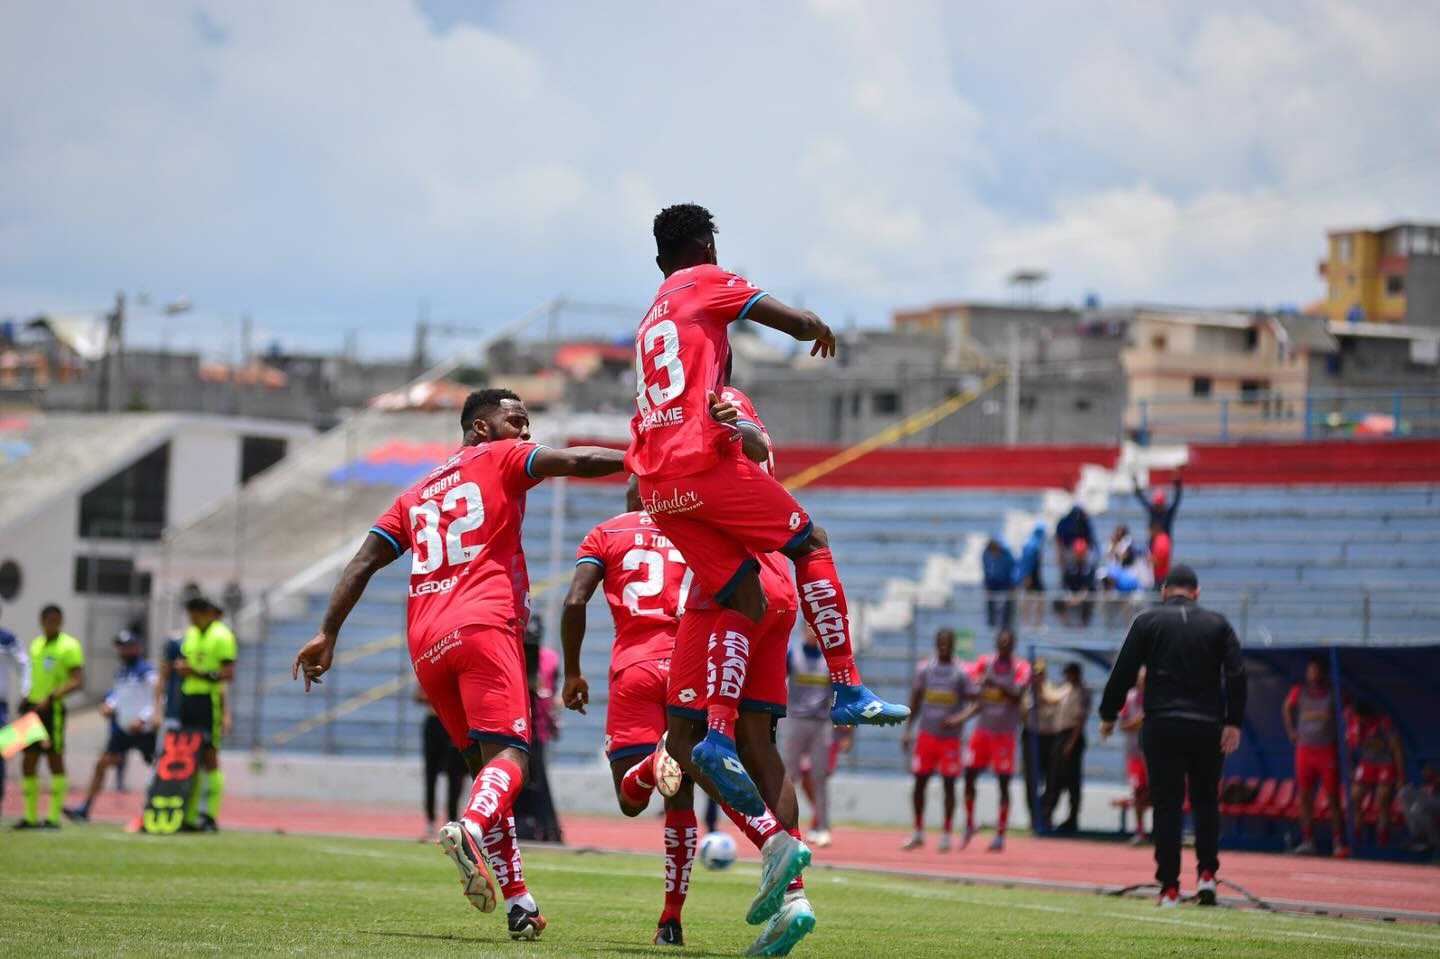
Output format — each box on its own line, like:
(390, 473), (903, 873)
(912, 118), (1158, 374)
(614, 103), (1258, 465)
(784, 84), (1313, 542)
(744, 296), (837, 358)
(293, 532), (398, 690)
(560, 561), (605, 714)
(528, 445), (626, 479)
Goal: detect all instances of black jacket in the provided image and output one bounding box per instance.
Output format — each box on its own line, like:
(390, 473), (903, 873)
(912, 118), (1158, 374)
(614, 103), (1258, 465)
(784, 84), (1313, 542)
(1099, 596), (1246, 727)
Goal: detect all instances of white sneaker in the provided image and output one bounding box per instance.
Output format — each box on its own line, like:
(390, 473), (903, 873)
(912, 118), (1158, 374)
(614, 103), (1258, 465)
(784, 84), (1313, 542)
(804, 828), (832, 848)
(937, 832), (952, 853)
(437, 821), (497, 913)
(901, 830), (924, 850)
(745, 891), (817, 956)
(652, 733), (683, 799)
(1158, 886), (1179, 909)
(1195, 871), (1217, 907)
(746, 832), (812, 926)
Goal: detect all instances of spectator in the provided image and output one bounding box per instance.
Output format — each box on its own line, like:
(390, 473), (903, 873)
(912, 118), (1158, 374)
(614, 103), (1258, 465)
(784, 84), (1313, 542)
(1119, 667), (1148, 845)
(1020, 659), (1062, 824)
(1399, 766), (1439, 857)
(1055, 504), (1097, 582)
(1043, 662), (1089, 833)
(982, 534), (1018, 629)
(64, 630), (157, 822)
(1099, 526), (1152, 626)
(1281, 657), (1347, 857)
(1148, 519), (1173, 587)
(1015, 522), (1048, 628)
(1347, 700), (1405, 848)
(1053, 540), (1096, 626)
(1134, 472), (1183, 537)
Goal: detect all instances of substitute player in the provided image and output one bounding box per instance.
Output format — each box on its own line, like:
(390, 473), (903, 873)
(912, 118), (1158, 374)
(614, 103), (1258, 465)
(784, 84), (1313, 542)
(293, 389), (625, 942)
(962, 627), (1032, 851)
(1348, 700), (1405, 848)
(560, 477), (693, 946)
(663, 383), (816, 956)
(1118, 667), (1148, 846)
(782, 626), (843, 849)
(1282, 657), (1347, 856)
(901, 628), (978, 852)
(15, 604), (84, 829)
(175, 594), (235, 831)
(629, 203), (907, 815)
(64, 629), (157, 822)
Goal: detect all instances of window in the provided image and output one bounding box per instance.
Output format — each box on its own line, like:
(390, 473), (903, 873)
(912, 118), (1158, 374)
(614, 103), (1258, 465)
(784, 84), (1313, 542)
(78, 442), (170, 540)
(1073, 397), (1093, 412)
(1386, 275), (1405, 296)
(1150, 334), (1167, 351)
(241, 436), (287, 484)
(850, 393), (861, 417)
(1336, 235), (1353, 262)
(1244, 327), (1259, 350)
(1192, 377), (1213, 398)
(1239, 380), (1267, 404)
(73, 556), (152, 597)
(872, 391), (900, 415)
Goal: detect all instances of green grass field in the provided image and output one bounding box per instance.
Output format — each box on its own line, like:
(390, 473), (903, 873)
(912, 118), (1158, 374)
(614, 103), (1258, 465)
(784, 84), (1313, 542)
(2, 826), (1437, 958)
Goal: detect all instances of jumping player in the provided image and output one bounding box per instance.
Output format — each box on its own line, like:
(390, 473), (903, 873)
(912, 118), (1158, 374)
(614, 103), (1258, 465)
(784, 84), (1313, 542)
(292, 389), (626, 941)
(901, 628), (979, 852)
(962, 627), (1032, 851)
(664, 383), (817, 956)
(628, 203), (907, 816)
(1347, 700), (1405, 848)
(1282, 657), (1347, 856)
(1119, 667), (1148, 846)
(560, 476), (693, 946)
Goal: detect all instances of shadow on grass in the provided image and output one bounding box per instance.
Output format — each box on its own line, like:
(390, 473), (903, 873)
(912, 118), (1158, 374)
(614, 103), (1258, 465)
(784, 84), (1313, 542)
(361, 930), (734, 956)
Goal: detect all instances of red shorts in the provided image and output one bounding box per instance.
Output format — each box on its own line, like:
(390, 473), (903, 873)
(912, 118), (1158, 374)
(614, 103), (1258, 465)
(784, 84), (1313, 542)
(964, 727), (1016, 775)
(1126, 755), (1148, 793)
(640, 452), (811, 601)
(666, 604), (796, 719)
(911, 730), (962, 778)
(605, 659), (670, 763)
(412, 624), (530, 752)
(1353, 761), (1398, 785)
(1295, 744), (1339, 794)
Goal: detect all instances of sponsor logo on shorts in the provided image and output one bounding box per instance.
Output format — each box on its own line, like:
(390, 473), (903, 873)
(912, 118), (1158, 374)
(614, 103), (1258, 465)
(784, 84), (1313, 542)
(418, 632), (463, 665)
(512, 717), (527, 735)
(642, 488), (702, 515)
(410, 575), (459, 597)
(677, 688), (697, 704)
(800, 579), (847, 649)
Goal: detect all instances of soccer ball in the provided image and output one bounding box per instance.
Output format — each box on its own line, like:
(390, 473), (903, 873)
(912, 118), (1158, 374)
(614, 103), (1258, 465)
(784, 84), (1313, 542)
(698, 831), (737, 870)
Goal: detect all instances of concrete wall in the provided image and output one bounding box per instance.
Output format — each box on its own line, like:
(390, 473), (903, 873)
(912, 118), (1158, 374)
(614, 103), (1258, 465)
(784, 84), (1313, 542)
(1405, 254), (1440, 329)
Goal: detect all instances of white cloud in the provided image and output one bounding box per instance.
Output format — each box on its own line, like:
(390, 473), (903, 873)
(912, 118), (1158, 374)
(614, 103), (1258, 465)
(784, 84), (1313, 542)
(0, 0), (1437, 354)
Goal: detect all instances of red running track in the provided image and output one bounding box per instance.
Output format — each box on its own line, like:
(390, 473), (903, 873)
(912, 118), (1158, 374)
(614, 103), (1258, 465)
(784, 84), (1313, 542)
(9, 790), (1436, 920)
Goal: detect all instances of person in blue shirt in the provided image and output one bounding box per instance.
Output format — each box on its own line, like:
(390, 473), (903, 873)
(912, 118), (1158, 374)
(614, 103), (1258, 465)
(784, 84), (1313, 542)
(982, 535), (1018, 629)
(1015, 522), (1047, 627)
(64, 630), (157, 821)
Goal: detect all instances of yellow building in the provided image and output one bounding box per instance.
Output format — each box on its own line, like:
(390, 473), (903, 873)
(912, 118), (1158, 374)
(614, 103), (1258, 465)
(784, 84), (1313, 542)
(1318, 222), (1440, 325)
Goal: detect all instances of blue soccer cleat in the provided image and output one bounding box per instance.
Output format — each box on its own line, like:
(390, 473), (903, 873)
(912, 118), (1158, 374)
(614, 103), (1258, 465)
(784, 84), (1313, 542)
(830, 683), (910, 726)
(692, 730), (765, 817)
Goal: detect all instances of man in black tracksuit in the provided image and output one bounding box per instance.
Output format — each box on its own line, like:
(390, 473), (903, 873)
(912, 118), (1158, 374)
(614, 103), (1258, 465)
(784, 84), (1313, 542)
(1099, 565), (1245, 907)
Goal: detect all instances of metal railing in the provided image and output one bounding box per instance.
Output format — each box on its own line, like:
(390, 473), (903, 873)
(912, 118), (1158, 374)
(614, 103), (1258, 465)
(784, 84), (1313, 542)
(1133, 387), (1440, 444)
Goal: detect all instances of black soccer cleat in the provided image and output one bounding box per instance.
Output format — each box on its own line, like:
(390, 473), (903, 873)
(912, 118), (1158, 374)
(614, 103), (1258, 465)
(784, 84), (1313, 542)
(197, 814), (220, 833)
(507, 903), (547, 941)
(654, 918), (684, 946)
(40, 820), (60, 830)
(62, 805), (91, 823)
(12, 820), (36, 830)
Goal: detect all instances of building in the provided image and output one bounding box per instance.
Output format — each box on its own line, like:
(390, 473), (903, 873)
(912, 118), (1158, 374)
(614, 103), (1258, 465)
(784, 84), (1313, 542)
(1318, 222), (1440, 327)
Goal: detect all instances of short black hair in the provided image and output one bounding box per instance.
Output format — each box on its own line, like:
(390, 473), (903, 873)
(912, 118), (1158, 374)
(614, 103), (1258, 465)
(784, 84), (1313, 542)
(1065, 661), (1083, 677)
(654, 204), (716, 260)
(1163, 564), (1199, 589)
(40, 604), (62, 619)
(185, 595), (219, 614)
(461, 388), (522, 430)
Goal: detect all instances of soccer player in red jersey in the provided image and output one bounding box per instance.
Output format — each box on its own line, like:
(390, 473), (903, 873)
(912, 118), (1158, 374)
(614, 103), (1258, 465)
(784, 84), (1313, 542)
(664, 383), (817, 954)
(627, 203), (907, 817)
(961, 628), (1033, 850)
(1282, 657), (1347, 856)
(1347, 699), (1406, 848)
(559, 477), (693, 946)
(292, 389), (625, 942)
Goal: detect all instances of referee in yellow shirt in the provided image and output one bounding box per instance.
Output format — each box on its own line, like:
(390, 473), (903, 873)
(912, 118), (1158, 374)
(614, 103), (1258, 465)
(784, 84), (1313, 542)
(176, 594), (236, 831)
(15, 605), (84, 829)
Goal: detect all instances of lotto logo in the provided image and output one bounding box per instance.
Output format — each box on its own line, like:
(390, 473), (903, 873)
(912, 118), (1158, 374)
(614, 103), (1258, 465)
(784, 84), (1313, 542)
(723, 755), (746, 774)
(678, 688), (697, 703)
(788, 511), (802, 531)
(603, 734), (613, 751)
(512, 717), (527, 734)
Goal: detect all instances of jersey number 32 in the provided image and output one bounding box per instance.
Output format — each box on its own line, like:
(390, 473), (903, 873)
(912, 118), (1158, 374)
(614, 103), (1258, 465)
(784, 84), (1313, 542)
(410, 482), (484, 574)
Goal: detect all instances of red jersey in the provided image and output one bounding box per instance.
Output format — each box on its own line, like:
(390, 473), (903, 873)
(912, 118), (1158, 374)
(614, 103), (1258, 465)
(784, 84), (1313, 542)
(371, 439), (545, 650)
(575, 510), (693, 676)
(626, 264), (768, 481)
(722, 386), (796, 608)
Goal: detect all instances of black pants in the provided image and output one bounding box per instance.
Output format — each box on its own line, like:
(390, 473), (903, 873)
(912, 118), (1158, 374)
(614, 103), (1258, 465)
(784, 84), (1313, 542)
(1023, 730), (1057, 824)
(1142, 718), (1222, 888)
(422, 715), (468, 823)
(985, 594), (1015, 629)
(512, 736), (562, 843)
(1044, 730), (1085, 829)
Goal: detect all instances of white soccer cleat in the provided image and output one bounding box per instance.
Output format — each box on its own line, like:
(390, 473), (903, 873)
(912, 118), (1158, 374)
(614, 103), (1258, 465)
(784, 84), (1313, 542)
(901, 830), (924, 851)
(437, 821), (497, 913)
(937, 832), (952, 853)
(653, 733), (684, 799)
(745, 890), (817, 956)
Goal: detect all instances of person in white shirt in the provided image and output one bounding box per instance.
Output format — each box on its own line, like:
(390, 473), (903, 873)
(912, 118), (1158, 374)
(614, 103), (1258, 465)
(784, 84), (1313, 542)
(0, 610), (31, 812)
(64, 630), (157, 822)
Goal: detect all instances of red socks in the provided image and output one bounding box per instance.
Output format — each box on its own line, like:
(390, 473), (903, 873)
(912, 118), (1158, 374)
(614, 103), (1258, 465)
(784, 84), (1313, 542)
(719, 798), (784, 850)
(478, 812), (527, 899)
(661, 809), (698, 923)
(943, 815), (953, 834)
(793, 548), (860, 685)
(463, 757), (524, 833)
(620, 754), (656, 809)
(706, 610), (753, 738)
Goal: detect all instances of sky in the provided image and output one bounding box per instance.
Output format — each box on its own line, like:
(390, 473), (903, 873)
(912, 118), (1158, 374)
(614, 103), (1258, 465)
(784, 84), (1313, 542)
(2, 0), (1438, 359)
